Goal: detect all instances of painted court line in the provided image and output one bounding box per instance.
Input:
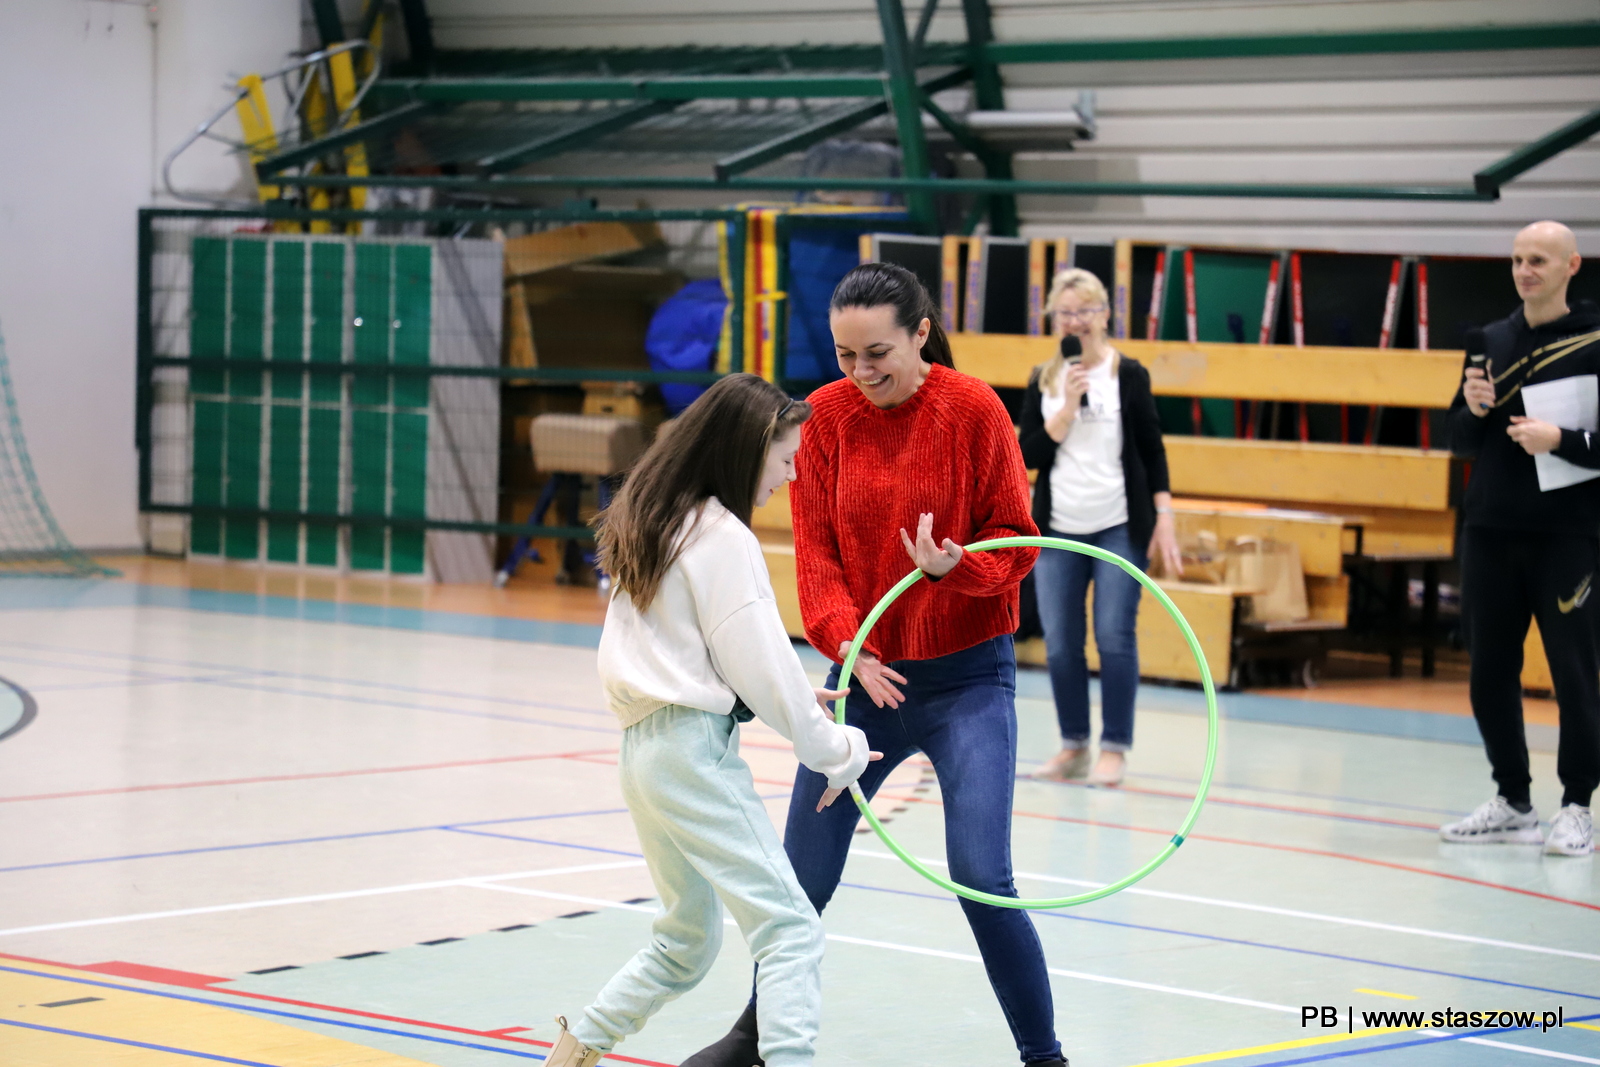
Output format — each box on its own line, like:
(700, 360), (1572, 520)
(0, 804), (636, 874)
(0, 1018), (281, 1066)
(849, 848), (1600, 961)
(0, 637), (613, 718)
(0, 952), (669, 1067)
(925, 795), (1600, 913)
(1125, 768), (1470, 818)
(1462, 1038), (1600, 1063)
(0, 860), (647, 936)
(0, 964), (550, 1061)
(755, 776), (1600, 912)
(468, 883), (1301, 1015)
(1027, 777), (1439, 831)
(0, 748), (620, 804)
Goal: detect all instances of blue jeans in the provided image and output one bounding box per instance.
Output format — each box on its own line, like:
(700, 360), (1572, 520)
(772, 636), (1063, 1064)
(1033, 524), (1146, 752)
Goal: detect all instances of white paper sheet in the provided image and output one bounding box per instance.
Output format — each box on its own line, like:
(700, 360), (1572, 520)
(1521, 374), (1600, 492)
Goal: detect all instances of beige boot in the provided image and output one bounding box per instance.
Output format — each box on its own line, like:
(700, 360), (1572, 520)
(546, 1017), (604, 1067)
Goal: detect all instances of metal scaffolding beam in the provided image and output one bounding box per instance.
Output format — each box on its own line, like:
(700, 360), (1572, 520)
(479, 100), (685, 172)
(876, 0), (937, 231)
(1474, 104), (1600, 195)
(255, 102), (433, 177)
(374, 73), (894, 103)
(396, 0), (435, 73)
(983, 22), (1600, 64)
(713, 66), (973, 181)
(277, 172), (1496, 202)
(959, 0), (1016, 236)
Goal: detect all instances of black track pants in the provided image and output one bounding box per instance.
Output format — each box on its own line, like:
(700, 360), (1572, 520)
(1461, 526), (1600, 808)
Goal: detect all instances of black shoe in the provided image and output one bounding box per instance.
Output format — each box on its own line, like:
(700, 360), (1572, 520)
(1025, 1059), (1069, 1067)
(680, 1003), (763, 1067)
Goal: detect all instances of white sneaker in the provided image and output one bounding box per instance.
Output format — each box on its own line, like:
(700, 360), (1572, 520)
(1439, 797), (1543, 845)
(1545, 805), (1593, 857)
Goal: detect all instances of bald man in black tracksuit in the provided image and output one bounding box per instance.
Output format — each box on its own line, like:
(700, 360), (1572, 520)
(1441, 221), (1600, 857)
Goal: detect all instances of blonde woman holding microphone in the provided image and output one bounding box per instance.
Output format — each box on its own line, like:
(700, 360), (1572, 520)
(1019, 269), (1182, 786)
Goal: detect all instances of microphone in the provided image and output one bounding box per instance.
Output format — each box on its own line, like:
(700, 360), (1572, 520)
(1463, 327), (1489, 415)
(1464, 327), (1486, 372)
(1060, 335), (1088, 407)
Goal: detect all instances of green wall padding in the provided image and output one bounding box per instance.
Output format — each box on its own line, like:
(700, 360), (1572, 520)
(190, 400), (225, 555)
(310, 242), (345, 404)
(353, 244), (392, 408)
(223, 402), (261, 559)
(390, 410), (427, 574)
(350, 408), (388, 570)
(306, 407), (341, 566)
(392, 245), (431, 409)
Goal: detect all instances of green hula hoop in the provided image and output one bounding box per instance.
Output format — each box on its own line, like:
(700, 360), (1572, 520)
(835, 535), (1218, 910)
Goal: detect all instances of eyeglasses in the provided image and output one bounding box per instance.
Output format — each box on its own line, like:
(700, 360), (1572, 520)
(1052, 306), (1106, 321)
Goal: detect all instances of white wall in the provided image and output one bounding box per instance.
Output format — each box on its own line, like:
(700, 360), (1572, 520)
(0, 0), (299, 550)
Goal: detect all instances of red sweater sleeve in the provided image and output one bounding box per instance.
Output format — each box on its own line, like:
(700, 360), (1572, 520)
(936, 386), (1040, 598)
(792, 413), (871, 660)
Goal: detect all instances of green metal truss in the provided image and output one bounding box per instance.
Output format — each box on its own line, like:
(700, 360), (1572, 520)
(259, 9), (1600, 227)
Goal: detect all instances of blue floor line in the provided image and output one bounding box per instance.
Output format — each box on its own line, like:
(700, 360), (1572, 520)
(0, 640), (617, 720)
(0, 807), (634, 874)
(1, 581), (1496, 748)
(833, 880), (1600, 1003)
(194, 676), (622, 735)
(1016, 775), (1439, 833)
(1240, 1013), (1600, 1066)
(0, 965), (548, 1060)
(0, 1017), (283, 1066)
(441, 827), (647, 858)
(1, 579), (604, 648)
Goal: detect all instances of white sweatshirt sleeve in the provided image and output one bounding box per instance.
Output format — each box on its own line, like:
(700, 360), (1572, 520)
(705, 598), (870, 789)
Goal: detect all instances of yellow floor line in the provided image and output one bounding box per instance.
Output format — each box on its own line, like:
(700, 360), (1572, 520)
(1571, 1022), (1600, 1033)
(1353, 987), (1417, 1000)
(1124, 1026), (1415, 1067)
(0, 959), (436, 1066)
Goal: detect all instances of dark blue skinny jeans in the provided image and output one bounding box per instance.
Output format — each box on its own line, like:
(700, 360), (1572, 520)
(763, 635), (1062, 1064)
(1033, 523), (1146, 752)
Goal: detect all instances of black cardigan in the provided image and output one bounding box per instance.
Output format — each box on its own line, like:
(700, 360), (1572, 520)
(1018, 353), (1171, 551)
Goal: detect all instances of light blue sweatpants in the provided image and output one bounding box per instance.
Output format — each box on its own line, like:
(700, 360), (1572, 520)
(570, 705), (825, 1067)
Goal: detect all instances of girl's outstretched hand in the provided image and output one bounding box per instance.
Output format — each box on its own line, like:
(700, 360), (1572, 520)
(818, 751), (884, 812)
(813, 686), (849, 711)
(900, 512), (963, 578)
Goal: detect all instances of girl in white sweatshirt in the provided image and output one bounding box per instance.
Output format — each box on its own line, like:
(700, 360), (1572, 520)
(545, 373), (874, 1067)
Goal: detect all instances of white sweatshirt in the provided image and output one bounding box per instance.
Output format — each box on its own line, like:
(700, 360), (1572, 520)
(597, 498), (870, 789)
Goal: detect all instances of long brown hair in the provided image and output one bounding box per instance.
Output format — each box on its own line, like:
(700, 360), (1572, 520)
(830, 261), (955, 367)
(596, 373), (811, 611)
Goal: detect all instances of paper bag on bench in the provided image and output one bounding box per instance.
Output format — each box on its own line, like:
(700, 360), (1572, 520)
(1227, 537), (1308, 623)
(1163, 528), (1226, 584)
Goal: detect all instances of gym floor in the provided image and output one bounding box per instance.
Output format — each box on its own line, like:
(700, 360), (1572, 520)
(1, 559), (1596, 1067)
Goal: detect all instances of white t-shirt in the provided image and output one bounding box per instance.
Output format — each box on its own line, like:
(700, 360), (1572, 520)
(597, 498), (869, 789)
(1041, 355), (1129, 534)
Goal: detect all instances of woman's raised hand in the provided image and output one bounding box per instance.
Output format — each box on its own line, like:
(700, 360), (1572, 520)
(900, 512), (964, 578)
(837, 641), (908, 709)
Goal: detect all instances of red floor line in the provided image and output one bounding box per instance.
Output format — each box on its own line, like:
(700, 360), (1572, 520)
(745, 776), (1600, 913)
(0, 749), (621, 804)
(0, 951), (673, 1067)
(1043, 780), (1439, 830)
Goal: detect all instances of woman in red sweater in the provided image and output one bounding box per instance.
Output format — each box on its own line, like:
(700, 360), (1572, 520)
(686, 264), (1064, 1067)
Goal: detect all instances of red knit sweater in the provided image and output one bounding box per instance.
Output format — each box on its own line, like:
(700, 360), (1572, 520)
(793, 361), (1040, 664)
